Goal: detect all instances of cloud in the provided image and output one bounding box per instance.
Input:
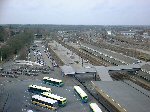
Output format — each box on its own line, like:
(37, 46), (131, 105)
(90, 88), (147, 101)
(0, 0), (150, 25)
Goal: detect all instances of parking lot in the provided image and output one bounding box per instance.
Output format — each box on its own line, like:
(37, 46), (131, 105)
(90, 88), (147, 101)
(0, 41), (103, 112)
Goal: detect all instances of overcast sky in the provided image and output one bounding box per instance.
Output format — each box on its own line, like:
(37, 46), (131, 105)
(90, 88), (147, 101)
(0, 0), (150, 25)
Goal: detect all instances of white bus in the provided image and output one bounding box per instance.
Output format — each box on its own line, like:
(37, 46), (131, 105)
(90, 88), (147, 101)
(89, 103), (102, 112)
(43, 77), (64, 87)
(28, 85), (52, 94)
(74, 86), (88, 103)
(41, 92), (67, 106)
(32, 95), (58, 110)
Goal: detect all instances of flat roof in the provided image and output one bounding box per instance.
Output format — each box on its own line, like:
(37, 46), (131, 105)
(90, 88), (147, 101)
(75, 67), (96, 74)
(107, 64), (141, 71)
(92, 81), (150, 112)
(60, 65), (96, 75)
(123, 80), (150, 97)
(60, 65), (75, 75)
(95, 66), (113, 81)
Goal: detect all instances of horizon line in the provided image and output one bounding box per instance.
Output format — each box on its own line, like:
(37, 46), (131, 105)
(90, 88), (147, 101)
(0, 24), (150, 26)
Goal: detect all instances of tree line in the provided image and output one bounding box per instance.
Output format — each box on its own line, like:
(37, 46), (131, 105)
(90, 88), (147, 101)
(0, 31), (33, 61)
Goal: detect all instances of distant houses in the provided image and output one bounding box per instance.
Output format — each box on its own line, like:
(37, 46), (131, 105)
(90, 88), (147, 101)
(120, 31), (136, 37)
(34, 34), (43, 38)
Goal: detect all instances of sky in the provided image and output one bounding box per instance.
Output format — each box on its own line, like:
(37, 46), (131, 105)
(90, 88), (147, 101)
(0, 0), (150, 25)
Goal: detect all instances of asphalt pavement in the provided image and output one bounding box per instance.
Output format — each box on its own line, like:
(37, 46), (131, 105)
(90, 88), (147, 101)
(0, 41), (105, 112)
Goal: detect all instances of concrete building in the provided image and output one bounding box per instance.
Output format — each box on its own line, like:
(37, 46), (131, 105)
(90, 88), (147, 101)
(142, 32), (150, 38)
(63, 38), (69, 43)
(107, 31), (112, 35)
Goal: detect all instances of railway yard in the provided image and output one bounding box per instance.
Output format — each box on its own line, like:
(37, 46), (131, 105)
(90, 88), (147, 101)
(1, 0), (150, 111)
(0, 39), (150, 112)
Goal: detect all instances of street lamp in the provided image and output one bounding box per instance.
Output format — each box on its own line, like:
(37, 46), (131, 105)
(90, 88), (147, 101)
(0, 51), (2, 62)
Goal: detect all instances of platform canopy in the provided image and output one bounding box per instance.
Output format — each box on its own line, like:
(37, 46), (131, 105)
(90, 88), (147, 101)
(95, 66), (113, 81)
(60, 65), (75, 75)
(75, 67), (96, 74)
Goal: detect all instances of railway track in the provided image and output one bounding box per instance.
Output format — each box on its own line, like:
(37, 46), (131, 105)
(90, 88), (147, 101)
(55, 40), (150, 90)
(56, 39), (110, 66)
(47, 40), (150, 111)
(111, 72), (150, 91)
(48, 45), (64, 66)
(74, 75), (112, 112)
(129, 76), (150, 91)
(80, 49), (112, 66)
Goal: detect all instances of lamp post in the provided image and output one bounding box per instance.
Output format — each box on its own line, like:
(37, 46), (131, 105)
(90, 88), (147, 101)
(0, 51), (2, 62)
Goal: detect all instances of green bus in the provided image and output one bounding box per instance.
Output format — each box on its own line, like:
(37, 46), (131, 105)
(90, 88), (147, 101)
(28, 85), (52, 94)
(74, 86), (88, 103)
(43, 77), (64, 87)
(41, 92), (67, 106)
(32, 94), (58, 110)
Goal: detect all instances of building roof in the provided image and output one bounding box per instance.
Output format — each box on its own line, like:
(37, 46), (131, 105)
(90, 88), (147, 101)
(75, 67), (96, 74)
(60, 65), (96, 75)
(107, 63), (141, 71)
(60, 65), (76, 75)
(92, 81), (150, 112)
(95, 66), (113, 81)
(123, 80), (150, 97)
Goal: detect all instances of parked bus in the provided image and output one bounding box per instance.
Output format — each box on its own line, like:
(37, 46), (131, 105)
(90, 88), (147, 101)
(89, 103), (102, 112)
(41, 92), (67, 106)
(43, 77), (64, 87)
(74, 86), (88, 103)
(28, 85), (52, 94)
(32, 95), (58, 110)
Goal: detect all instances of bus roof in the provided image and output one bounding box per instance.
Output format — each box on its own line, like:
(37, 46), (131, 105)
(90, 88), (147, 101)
(49, 78), (62, 82)
(74, 86), (87, 97)
(32, 95), (57, 104)
(43, 77), (63, 83)
(48, 77), (62, 83)
(90, 103), (102, 112)
(29, 85), (51, 91)
(42, 92), (66, 101)
(43, 77), (49, 80)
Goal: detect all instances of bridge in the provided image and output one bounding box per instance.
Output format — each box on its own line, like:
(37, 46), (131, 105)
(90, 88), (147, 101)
(60, 62), (149, 81)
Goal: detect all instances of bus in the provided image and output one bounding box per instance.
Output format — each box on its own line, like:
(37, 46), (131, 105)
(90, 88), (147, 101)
(41, 92), (67, 106)
(28, 85), (52, 94)
(74, 86), (88, 103)
(43, 77), (64, 87)
(32, 95), (58, 110)
(89, 103), (102, 112)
